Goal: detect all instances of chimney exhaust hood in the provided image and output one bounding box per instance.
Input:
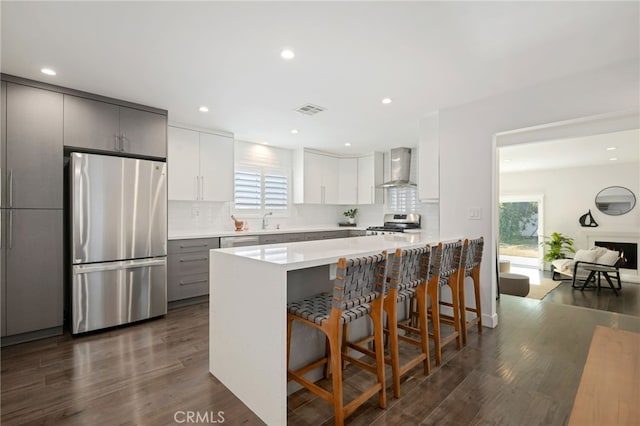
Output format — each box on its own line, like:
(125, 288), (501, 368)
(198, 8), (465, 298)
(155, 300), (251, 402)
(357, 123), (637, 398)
(379, 147), (416, 188)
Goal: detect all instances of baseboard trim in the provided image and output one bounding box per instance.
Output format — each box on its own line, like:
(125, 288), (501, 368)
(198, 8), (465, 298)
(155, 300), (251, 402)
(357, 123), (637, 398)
(1, 326), (63, 347)
(482, 313), (499, 328)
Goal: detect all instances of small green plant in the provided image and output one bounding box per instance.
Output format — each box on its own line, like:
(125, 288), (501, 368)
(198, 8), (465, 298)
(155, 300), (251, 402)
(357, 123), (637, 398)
(343, 208), (358, 219)
(541, 232), (576, 262)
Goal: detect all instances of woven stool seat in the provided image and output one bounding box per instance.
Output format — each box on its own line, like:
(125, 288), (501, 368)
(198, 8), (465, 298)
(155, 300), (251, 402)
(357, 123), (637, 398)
(288, 293), (373, 325)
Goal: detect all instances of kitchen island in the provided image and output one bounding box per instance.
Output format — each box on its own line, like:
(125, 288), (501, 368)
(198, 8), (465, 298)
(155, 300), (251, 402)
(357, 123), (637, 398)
(209, 232), (441, 425)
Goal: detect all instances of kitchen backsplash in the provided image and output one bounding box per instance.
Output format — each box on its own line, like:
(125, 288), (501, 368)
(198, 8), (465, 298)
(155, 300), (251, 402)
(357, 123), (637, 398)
(168, 200), (439, 236)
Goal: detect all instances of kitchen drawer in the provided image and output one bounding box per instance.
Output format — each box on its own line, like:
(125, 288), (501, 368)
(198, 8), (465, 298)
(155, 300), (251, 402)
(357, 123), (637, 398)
(168, 252), (209, 277)
(304, 232), (323, 241)
(168, 273), (209, 302)
(282, 233), (306, 243)
(259, 234), (284, 245)
(168, 238), (219, 254)
(349, 230), (366, 237)
(320, 231), (342, 240)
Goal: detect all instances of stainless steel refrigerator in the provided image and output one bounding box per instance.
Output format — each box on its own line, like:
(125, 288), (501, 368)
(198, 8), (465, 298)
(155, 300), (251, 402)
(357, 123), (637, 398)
(70, 152), (167, 334)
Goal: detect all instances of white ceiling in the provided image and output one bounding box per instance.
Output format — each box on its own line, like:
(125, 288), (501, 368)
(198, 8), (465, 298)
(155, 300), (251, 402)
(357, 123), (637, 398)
(1, 2), (638, 155)
(500, 129), (640, 173)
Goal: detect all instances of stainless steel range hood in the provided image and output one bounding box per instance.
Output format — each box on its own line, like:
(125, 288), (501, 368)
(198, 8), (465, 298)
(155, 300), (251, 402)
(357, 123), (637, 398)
(379, 147), (416, 187)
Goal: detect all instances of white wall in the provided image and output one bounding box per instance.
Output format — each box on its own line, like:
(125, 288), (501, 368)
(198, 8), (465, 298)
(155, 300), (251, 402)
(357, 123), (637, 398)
(438, 60), (640, 327)
(501, 163), (639, 243)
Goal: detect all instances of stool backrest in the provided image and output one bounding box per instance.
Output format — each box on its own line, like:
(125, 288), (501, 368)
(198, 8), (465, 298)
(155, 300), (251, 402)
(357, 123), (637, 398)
(430, 240), (464, 286)
(388, 246), (431, 290)
(464, 237), (484, 277)
(333, 252), (387, 311)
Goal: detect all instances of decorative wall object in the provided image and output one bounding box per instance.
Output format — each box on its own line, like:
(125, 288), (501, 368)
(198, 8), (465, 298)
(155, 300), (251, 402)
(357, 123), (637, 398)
(578, 209), (598, 227)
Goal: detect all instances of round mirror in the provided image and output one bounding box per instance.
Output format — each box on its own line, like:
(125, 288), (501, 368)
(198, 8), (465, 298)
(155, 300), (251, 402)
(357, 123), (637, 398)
(595, 186), (636, 216)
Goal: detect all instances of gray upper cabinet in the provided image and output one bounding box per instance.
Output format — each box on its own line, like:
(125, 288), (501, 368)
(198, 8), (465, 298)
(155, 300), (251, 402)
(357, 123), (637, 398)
(119, 106), (166, 158)
(63, 95), (120, 152)
(5, 209), (63, 335)
(6, 83), (63, 209)
(1, 81), (6, 208)
(64, 94), (166, 158)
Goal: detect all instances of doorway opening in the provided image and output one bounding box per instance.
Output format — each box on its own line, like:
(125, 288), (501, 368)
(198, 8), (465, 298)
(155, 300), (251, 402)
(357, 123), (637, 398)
(499, 195), (543, 269)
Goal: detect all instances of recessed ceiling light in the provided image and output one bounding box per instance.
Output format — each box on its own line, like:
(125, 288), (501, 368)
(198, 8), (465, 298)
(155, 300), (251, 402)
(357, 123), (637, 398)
(344, 143), (351, 147)
(609, 157), (618, 161)
(606, 147), (617, 151)
(41, 68), (56, 76)
(381, 98), (392, 104)
(290, 129), (299, 134)
(199, 106), (209, 113)
(280, 49), (295, 60)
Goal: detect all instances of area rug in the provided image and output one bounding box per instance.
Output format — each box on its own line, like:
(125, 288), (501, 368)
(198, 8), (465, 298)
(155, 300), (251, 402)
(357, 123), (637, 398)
(526, 278), (563, 300)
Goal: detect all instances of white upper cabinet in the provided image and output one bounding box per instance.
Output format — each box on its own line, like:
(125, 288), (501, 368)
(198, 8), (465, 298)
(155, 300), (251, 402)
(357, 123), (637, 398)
(357, 153), (383, 205)
(294, 150), (339, 204)
(168, 126), (234, 202)
(337, 158), (358, 204)
(199, 132), (233, 201)
(418, 112), (439, 201)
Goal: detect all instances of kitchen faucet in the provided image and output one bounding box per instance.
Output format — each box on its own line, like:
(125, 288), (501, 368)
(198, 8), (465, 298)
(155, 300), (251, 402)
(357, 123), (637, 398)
(262, 212), (273, 230)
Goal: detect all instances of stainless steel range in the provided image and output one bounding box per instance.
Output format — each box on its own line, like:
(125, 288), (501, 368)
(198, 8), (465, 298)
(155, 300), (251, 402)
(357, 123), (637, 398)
(366, 213), (421, 235)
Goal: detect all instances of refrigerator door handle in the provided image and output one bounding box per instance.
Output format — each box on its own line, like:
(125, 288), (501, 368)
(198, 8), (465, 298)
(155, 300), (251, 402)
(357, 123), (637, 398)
(200, 176), (204, 200)
(8, 169), (13, 208)
(73, 258), (166, 274)
(8, 210), (12, 249)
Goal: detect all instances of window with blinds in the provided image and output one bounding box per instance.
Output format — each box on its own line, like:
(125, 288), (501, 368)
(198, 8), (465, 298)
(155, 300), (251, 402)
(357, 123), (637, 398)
(386, 186), (418, 213)
(233, 141), (291, 214)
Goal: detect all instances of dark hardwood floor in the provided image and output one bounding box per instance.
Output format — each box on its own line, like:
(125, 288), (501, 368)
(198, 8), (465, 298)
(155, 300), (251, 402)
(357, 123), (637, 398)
(2, 296), (639, 425)
(542, 279), (640, 317)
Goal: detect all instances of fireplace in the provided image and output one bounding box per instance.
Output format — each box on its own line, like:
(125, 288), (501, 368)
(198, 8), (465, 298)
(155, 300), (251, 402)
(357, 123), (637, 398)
(595, 241), (638, 270)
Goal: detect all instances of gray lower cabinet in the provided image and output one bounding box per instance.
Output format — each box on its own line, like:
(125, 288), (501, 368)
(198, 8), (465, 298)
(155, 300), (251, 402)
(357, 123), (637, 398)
(1, 210), (5, 337)
(282, 233), (306, 243)
(63, 94), (167, 158)
(259, 234), (284, 245)
(167, 238), (219, 302)
(5, 209), (63, 335)
(6, 83), (63, 209)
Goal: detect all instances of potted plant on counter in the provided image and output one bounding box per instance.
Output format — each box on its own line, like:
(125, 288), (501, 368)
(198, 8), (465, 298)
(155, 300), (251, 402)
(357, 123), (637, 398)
(343, 208), (358, 225)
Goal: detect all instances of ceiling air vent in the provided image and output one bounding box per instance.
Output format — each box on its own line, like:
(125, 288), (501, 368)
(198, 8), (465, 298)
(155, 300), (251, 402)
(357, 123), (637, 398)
(294, 103), (326, 116)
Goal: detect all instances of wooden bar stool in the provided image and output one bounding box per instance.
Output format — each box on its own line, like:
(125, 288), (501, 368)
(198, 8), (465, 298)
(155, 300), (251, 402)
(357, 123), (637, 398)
(345, 246), (432, 398)
(427, 240), (464, 366)
(459, 237), (484, 345)
(287, 253), (388, 426)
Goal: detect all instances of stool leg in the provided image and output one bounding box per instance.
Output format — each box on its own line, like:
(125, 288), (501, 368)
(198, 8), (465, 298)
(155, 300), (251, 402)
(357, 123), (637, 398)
(459, 274), (468, 346)
(369, 301), (387, 409)
(428, 281), (442, 366)
(385, 294), (401, 398)
(287, 316), (293, 372)
(324, 336), (331, 378)
(326, 324), (345, 426)
(415, 283), (430, 375)
(341, 324), (349, 370)
(449, 274), (462, 351)
(472, 269), (483, 333)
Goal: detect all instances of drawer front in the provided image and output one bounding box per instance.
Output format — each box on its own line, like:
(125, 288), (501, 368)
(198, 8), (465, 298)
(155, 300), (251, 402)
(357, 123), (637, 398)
(168, 253), (209, 277)
(304, 232), (322, 241)
(320, 231), (342, 240)
(168, 273), (209, 301)
(168, 238), (220, 254)
(349, 230), (366, 237)
(259, 234), (284, 245)
(282, 233), (306, 243)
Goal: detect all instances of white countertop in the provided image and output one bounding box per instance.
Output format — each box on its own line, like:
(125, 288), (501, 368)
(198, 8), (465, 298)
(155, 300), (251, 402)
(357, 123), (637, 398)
(168, 225), (366, 240)
(211, 231), (442, 270)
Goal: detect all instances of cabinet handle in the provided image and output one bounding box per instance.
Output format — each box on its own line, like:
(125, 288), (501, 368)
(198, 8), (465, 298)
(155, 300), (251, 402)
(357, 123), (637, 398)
(179, 243), (209, 249)
(114, 134), (119, 151)
(8, 169), (13, 208)
(179, 278), (208, 286)
(195, 176), (199, 200)
(200, 176), (204, 200)
(120, 133), (126, 152)
(179, 257), (208, 263)
(8, 210), (12, 249)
